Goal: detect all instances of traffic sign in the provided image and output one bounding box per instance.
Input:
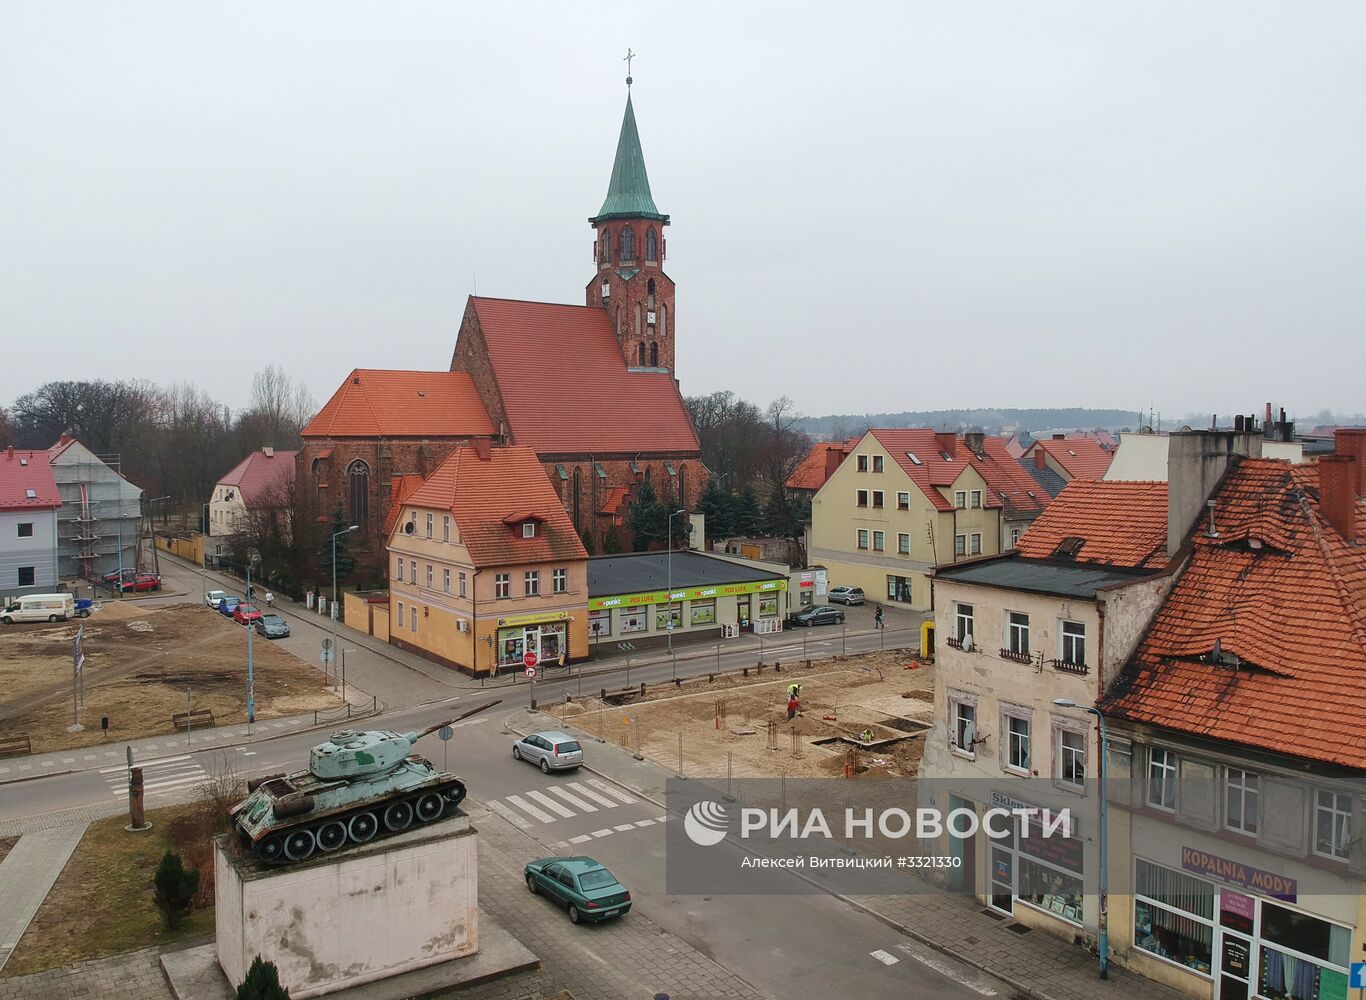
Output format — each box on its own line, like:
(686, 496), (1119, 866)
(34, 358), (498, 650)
(1350, 962), (1366, 989)
(523, 650), (538, 668)
(437, 725), (454, 741)
(524, 666), (537, 679)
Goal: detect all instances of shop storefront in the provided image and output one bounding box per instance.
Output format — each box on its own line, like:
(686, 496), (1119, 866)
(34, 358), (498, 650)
(983, 791), (1087, 929)
(1129, 853), (1352, 1000)
(588, 577), (787, 645)
(495, 611), (573, 669)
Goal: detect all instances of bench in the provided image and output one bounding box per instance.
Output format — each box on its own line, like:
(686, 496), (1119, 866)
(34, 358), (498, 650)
(0, 734), (31, 758)
(171, 708), (215, 731)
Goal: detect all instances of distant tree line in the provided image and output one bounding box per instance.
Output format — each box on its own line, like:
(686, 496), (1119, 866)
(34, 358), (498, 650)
(798, 406), (1143, 439)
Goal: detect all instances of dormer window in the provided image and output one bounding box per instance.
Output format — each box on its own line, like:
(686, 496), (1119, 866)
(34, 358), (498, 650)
(522, 523), (537, 539)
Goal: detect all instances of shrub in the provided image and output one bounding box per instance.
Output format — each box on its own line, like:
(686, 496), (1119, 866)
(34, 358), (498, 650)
(153, 850), (200, 930)
(237, 955), (291, 999)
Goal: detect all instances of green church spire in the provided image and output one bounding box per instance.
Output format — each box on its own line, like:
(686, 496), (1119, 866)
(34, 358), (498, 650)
(590, 91), (669, 225)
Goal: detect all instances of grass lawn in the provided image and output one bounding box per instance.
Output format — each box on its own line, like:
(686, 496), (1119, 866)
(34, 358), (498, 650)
(3, 805), (218, 976)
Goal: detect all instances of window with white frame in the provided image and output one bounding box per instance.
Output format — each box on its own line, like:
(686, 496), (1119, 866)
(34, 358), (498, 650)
(954, 490), (967, 509)
(443, 568), (451, 594)
(897, 532), (910, 554)
(857, 529), (869, 550)
(897, 491), (910, 510)
(411, 606), (418, 632)
(872, 530), (885, 551)
(955, 602), (974, 640)
(397, 602), (405, 628)
(857, 454), (869, 472)
(857, 489), (869, 507)
(553, 567), (567, 593)
(872, 455), (884, 472)
(458, 571), (467, 597)
(954, 534), (966, 556)
(1314, 790), (1351, 860)
(1224, 768), (1258, 834)
(1060, 620), (1086, 665)
(426, 513), (433, 538)
(1057, 729), (1086, 786)
(1007, 611), (1029, 655)
(409, 560), (416, 583)
(442, 515), (450, 542)
(1133, 860), (1214, 975)
(951, 697), (977, 754)
(1148, 747), (1177, 810)
(872, 490), (884, 508)
(1005, 715), (1031, 772)
(494, 573), (510, 599)
(524, 570), (540, 596)
(970, 490), (982, 508)
(425, 564), (433, 588)
(522, 522), (536, 538)
(395, 557), (404, 581)
(1010, 526), (1021, 546)
(970, 532), (982, 554)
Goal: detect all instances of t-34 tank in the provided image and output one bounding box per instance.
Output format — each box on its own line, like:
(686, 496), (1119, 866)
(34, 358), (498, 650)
(230, 699), (501, 864)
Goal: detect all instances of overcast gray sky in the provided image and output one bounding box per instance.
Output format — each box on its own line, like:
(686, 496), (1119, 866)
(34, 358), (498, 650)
(2, 2), (1363, 419)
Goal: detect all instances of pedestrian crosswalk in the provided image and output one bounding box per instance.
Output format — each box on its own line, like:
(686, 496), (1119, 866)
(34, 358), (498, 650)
(99, 755), (207, 799)
(484, 776), (653, 831)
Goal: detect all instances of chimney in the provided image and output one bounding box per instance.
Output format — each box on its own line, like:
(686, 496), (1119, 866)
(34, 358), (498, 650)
(1166, 429), (1264, 555)
(964, 432), (985, 454)
(1333, 429), (1366, 496)
(473, 438), (492, 461)
(1034, 446), (1047, 470)
(4, 446), (12, 461)
(935, 432), (957, 457)
(262, 446), (274, 458)
(824, 447), (844, 482)
(1318, 455), (1359, 542)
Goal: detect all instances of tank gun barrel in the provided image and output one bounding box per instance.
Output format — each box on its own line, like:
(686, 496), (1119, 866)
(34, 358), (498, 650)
(408, 699), (503, 743)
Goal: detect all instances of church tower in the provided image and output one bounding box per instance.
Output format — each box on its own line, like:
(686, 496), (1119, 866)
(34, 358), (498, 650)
(585, 82), (676, 374)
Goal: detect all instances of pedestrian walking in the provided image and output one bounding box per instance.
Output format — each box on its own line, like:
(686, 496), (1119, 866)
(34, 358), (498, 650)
(265, 592), (274, 609)
(787, 694), (799, 722)
(874, 606), (885, 629)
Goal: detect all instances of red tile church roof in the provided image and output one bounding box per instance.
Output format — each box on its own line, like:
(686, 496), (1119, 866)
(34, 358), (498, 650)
(468, 297), (699, 455)
(303, 370), (494, 439)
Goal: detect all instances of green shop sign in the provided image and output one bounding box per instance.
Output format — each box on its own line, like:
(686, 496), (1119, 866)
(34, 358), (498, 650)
(589, 578), (786, 611)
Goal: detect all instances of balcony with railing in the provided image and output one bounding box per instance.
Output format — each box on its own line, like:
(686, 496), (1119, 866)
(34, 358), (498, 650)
(1050, 658), (1090, 676)
(999, 647), (1033, 665)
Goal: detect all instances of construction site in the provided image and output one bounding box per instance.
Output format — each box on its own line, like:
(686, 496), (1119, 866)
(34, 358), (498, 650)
(543, 647), (936, 781)
(47, 436), (146, 582)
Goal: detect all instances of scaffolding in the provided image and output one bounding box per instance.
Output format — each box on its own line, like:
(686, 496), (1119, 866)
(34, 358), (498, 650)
(49, 442), (143, 582)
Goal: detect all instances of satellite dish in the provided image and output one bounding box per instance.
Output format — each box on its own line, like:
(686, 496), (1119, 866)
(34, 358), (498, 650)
(962, 720), (976, 747)
(1211, 638), (1222, 662)
(404, 522), (415, 535)
(962, 634), (975, 652)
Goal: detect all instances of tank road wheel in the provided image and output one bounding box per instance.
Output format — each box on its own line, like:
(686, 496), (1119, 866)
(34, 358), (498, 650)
(257, 835), (286, 864)
(283, 828), (316, 862)
(444, 785), (467, 808)
(348, 811), (378, 844)
(415, 793), (444, 823)
(316, 820), (347, 852)
(384, 800), (414, 832)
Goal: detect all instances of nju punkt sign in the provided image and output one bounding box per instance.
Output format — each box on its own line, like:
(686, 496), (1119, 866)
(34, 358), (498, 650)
(1181, 846), (1297, 902)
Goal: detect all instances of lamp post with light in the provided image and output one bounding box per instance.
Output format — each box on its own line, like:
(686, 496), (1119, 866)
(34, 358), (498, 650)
(666, 509), (687, 652)
(1054, 697), (1109, 980)
(331, 524), (359, 672)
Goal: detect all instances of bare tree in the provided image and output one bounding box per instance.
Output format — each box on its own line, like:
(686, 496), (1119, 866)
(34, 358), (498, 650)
(243, 365), (316, 449)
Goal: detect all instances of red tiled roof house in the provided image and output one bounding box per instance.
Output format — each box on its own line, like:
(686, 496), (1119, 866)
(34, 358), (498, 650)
(0, 447), (62, 594)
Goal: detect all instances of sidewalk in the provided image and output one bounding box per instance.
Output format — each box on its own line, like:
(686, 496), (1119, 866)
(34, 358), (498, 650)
(0, 824), (87, 972)
(526, 711), (1186, 1000)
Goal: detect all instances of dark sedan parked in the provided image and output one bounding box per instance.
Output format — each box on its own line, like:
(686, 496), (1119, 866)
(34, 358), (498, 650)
(525, 857), (631, 924)
(254, 613), (290, 639)
(788, 604), (845, 627)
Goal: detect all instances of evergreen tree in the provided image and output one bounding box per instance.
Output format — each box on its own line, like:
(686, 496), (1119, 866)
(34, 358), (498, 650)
(580, 527), (596, 555)
(694, 478), (733, 541)
(602, 526), (623, 553)
(237, 955), (292, 1000)
(153, 851), (200, 930)
(628, 480), (668, 551)
(318, 506), (356, 584)
(734, 487), (764, 537)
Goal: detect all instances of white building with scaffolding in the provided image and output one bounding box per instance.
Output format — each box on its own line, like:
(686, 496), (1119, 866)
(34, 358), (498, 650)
(0, 447), (62, 598)
(47, 436), (144, 580)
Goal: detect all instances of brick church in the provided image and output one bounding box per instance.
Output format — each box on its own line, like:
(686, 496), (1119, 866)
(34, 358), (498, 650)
(297, 85), (704, 554)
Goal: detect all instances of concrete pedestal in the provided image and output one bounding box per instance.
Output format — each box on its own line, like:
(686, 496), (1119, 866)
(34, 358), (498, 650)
(215, 811), (478, 998)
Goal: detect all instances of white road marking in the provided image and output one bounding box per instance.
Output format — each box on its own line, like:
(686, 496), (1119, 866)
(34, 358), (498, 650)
(590, 829), (613, 838)
(100, 754), (191, 774)
(568, 782), (618, 808)
(586, 778), (635, 803)
(525, 790), (575, 818)
(892, 943), (998, 995)
(61, 757), (75, 764)
(109, 773), (206, 796)
(869, 949), (900, 965)
(654, 814), (668, 822)
(504, 794), (556, 823)
(41, 761), (54, 767)
(613, 823), (636, 832)
(145, 744), (159, 750)
(569, 834), (592, 844)
(546, 786), (597, 812)
(634, 819), (656, 827)
(239, 750), (257, 757)
(551, 841), (569, 849)
(81, 755), (96, 761)
(487, 800), (532, 830)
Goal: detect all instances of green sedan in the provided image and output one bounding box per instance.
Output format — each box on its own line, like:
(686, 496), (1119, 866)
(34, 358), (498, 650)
(524, 856), (632, 924)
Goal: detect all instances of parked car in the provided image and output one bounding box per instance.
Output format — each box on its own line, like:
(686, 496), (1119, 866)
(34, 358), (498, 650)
(102, 568), (138, 583)
(205, 589), (229, 609)
(524, 857), (631, 924)
(788, 605), (845, 627)
(116, 573), (161, 593)
(1, 593), (75, 624)
(827, 586), (865, 605)
(232, 603), (263, 625)
(255, 613), (290, 639)
(218, 596), (240, 616)
(512, 731), (584, 773)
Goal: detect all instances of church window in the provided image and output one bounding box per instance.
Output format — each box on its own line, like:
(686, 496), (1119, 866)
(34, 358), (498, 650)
(646, 227), (657, 262)
(644, 467), (653, 488)
(621, 225), (636, 262)
(599, 231), (609, 263)
(573, 467), (583, 529)
(635, 303), (642, 335)
(678, 465), (688, 511)
(310, 457), (321, 478)
(650, 342), (658, 367)
(647, 278), (656, 308)
(659, 304), (667, 337)
(347, 459), (370, 526)
(638, 342), (646, 366)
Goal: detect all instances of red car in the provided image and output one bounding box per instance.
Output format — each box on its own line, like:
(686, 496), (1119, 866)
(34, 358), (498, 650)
(232, 603), (263, 625)
(103, 568), (138, 583)
(117, 573), (161, 593)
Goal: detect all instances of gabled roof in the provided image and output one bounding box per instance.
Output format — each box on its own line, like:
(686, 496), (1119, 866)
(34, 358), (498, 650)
(465, 297), (699, 455)
(786, 439), (856, 491)
(1024, 461), (1069, 497)
(590, 93), (668, 224)
(382, 474), (428, 538)
(217, 450), (298, 507)
(598, 486), (630, 516)
(865, 429), (1050, 516)
(399, 446), (588, 568)
(1015, 480), (1168, 569)
(0, 449), (61, 511)
(1102, 458), (1366, 769)
(303, 370), (494, 439)
(1023, 437), (1114, 480)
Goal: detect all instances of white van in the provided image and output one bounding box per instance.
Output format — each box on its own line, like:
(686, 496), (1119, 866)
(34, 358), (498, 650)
(1, 593), (75, 624)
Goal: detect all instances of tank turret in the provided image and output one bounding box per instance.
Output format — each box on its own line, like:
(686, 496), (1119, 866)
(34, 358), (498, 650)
(229, 700), (500, 865)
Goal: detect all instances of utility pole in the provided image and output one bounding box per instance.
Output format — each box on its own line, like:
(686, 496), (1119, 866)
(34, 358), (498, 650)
(246, 562), (255, 724)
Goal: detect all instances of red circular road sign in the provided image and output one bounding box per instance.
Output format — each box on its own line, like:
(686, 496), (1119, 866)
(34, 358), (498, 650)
(523, 651), (539, 668)
(525, 666), (537, 679)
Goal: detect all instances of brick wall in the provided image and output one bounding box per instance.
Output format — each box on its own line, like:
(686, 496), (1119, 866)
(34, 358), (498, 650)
(584, 222), (676, 373)
(449, 301), (510, 440)
(540, 454), (708, 550)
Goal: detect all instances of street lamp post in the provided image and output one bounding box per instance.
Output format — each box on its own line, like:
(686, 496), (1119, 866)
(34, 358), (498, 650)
(331, 524), (359, 681)
(246, 562), (255, 723)
(666, 509), (687, 653)
(1054, 697), (1109, 980)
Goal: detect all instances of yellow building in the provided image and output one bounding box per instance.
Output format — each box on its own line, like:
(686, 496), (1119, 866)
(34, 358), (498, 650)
(808, 429), (1048, 610)
(386, 443), (589, 676)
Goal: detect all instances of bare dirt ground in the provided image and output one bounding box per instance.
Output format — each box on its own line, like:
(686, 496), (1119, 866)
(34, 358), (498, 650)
(0, 600), (343, 753)
(543, 649), (936, 780)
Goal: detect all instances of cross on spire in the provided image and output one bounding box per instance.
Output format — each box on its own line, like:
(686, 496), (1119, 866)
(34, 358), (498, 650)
(623, 47), (635, 86)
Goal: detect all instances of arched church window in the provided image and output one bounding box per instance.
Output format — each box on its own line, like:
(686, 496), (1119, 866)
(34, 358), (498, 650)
(678, 465), (688, 511)
(650, 342), (658, 367)
(573, 467), (583, 529)
(600, 231), (609, 263)
(644, 467), (653, 488)
(311, 457), (321, 478)
(646, 227), (658, 262)
(647, 278), (656, 309)
(638, 342), (646, 366)
(347, 459), (370, 526)
(621, 226), (635, 262)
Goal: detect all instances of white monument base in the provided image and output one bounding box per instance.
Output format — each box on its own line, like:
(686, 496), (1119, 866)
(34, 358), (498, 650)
(215, 811), (477, 999)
